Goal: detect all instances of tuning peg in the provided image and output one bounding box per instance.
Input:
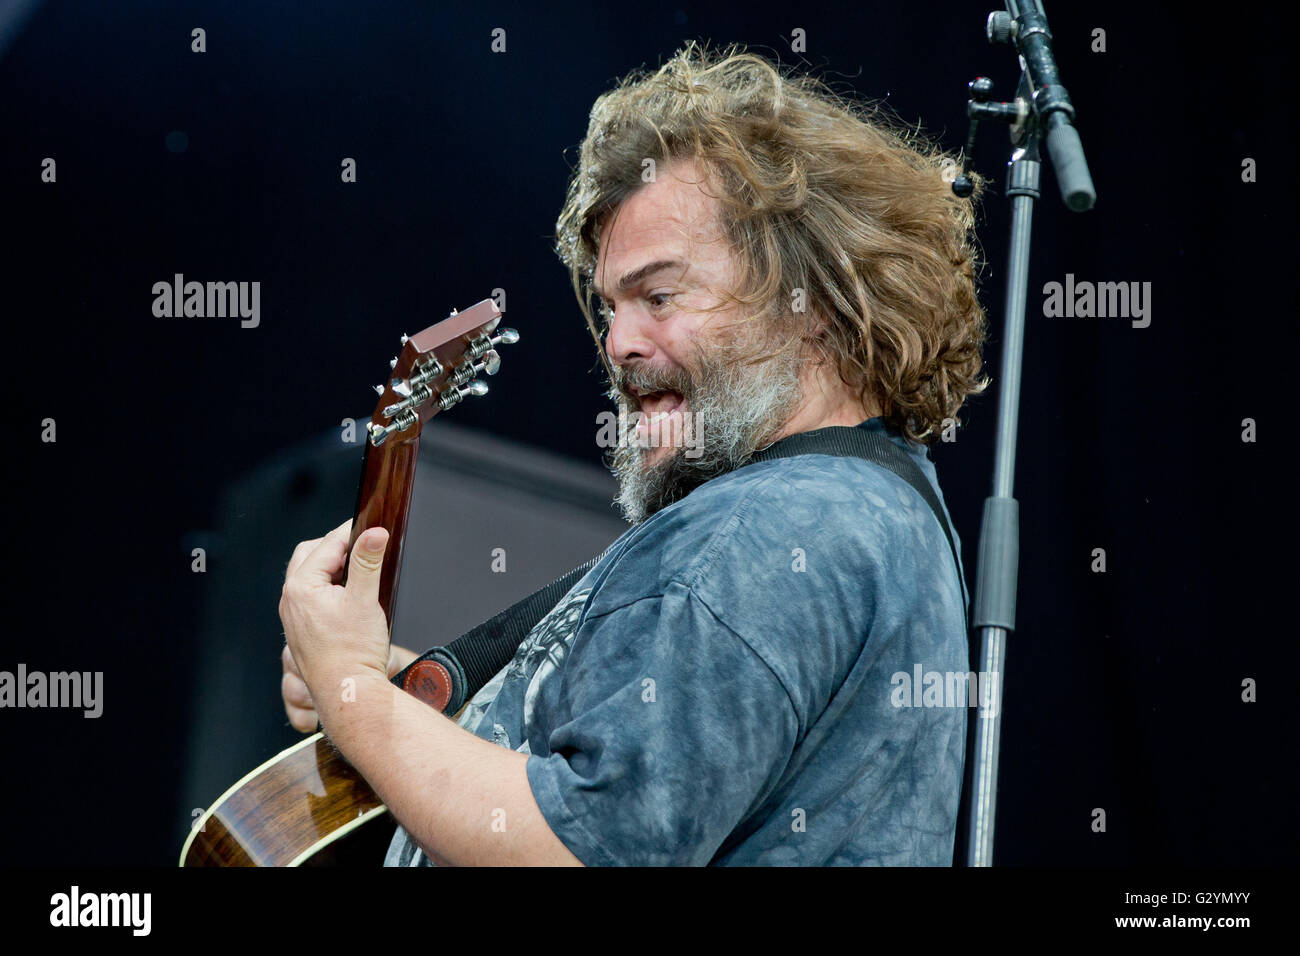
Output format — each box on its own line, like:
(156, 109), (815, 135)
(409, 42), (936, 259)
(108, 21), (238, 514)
(373, 384), (384, 395)
(407, 354), (445, 389)
(367, 408), (418, 447)
(468, 328), (520, 359)
(447, 349), (501, 389)
(400, 333), (409, 346)
(389, 357), (398, 369)
(438, 378), (488, 411)
(382, 380), (433, 419)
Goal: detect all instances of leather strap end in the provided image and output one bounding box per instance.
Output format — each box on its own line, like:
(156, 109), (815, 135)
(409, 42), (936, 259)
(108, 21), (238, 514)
(393, 647), (467, 716)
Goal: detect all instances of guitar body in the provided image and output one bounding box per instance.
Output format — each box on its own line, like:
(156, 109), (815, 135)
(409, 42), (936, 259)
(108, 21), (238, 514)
(181, 734), (395, 867)
(182, 300), (517, 866)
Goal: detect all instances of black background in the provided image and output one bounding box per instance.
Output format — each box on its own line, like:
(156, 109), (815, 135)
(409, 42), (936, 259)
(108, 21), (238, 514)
(0, 0), (1292, 867)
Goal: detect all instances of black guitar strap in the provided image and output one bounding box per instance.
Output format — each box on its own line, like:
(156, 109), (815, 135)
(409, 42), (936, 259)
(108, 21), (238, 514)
(392, 421), (967, 715)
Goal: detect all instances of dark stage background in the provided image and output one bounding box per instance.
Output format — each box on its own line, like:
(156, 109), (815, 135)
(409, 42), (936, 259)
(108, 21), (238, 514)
(0, 1), (1292, 867)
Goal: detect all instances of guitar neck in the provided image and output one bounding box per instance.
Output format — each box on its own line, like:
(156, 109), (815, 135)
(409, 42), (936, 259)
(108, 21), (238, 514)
(335, 298), (513, 631)
(342, 432), (421, 631)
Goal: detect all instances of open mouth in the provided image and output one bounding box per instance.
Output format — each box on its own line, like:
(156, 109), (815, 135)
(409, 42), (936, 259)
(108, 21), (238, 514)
(627, 386), (688, 453)
(635, 388), (686, 420)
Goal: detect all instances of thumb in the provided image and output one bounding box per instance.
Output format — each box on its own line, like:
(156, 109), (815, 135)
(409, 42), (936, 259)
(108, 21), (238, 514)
(346, 527), (389, 605)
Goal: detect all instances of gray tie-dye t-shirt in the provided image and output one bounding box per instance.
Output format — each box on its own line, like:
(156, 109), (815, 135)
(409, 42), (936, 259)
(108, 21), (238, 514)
(385, 418), (969, 866)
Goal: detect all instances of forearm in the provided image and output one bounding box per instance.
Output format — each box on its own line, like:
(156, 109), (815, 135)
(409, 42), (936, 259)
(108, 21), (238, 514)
(317, 671), (582, 867)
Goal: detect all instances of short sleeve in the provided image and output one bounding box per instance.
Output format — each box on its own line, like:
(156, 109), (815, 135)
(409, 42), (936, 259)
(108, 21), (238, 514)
(524, 580), (800, 866)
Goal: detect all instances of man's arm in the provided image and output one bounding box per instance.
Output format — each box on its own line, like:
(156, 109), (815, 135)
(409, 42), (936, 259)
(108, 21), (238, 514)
(318, 670), (583, 867)
(278, 520), (582, 867)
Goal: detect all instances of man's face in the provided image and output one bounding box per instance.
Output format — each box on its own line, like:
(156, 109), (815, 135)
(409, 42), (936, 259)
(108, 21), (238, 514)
(593, 158), (804, 523)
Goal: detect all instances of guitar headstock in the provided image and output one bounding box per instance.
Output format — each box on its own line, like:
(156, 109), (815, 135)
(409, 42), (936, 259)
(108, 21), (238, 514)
(365, 299), (519, 447)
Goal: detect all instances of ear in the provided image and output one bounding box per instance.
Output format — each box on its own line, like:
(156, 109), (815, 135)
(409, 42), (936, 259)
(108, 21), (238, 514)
(800, 308), (835, 361)
(807, 305), (835, 336)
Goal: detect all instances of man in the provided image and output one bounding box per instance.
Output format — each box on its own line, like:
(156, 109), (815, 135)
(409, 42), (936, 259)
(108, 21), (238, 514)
(278, 43), (988, 866)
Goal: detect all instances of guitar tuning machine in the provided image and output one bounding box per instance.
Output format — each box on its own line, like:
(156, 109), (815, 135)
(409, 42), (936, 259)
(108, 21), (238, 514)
(367, 408), (418, 447)
(438, 378), (488, 411)
(448, 349), (500, 388)
(382, 380), (434, 419)
(382, 354), (492, 420)
(408, 354), (445, 389)
(383, 349), (498, 420)
(467, 327), (519, 360)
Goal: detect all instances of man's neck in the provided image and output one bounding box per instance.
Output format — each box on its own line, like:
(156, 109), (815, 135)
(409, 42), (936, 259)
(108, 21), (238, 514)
(771, 366), (879, 443)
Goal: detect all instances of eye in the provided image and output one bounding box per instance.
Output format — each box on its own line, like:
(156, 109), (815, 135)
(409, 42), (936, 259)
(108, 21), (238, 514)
(647, 291), (673, 310)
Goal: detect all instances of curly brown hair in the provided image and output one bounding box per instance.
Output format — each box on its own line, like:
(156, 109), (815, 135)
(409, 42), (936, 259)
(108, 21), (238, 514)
(555, 41), (990, 445)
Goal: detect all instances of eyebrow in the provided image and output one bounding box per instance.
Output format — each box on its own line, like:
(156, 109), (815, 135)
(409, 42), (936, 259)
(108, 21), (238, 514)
(591, 259), (685, 301)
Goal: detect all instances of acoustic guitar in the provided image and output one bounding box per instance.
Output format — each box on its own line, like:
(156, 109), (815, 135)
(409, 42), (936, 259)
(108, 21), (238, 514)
(180, 299), (518, 866)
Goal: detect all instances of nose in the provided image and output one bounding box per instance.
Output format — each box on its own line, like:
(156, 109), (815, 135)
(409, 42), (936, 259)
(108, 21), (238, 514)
(604, 303), (656, 366)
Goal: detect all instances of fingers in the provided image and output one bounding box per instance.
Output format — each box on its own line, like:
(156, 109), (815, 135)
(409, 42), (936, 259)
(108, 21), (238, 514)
(281, 647), (317, 733)
(344, 528), (389, 606)
(278, 519), (353, 735)
(285, 519), (352, 580)
(286, 537), (323, 581)
(281, 643), (302, 678)
(295, 521), (357, 587)
(281, 669), (314, 710)
(284, 698), (318, 734)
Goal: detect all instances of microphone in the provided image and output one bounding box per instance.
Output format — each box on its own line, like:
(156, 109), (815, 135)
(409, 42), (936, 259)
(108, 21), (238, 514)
(992, 1), (1097, 211)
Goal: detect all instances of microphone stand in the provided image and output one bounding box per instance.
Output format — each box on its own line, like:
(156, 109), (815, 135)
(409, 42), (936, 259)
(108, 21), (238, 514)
(949, 0), (1096, 866)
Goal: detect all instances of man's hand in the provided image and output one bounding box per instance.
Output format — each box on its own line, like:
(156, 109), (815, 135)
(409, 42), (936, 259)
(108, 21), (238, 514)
(277, 519), (395, 732)
(276, 521), (581, 866)
(281, 644), (319, 733)
(282, 641), (421, 733)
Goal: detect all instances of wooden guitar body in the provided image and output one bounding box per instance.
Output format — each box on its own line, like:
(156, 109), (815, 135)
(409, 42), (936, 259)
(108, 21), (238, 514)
(181, 734), (393, 866)
(181, 299), (517, 866)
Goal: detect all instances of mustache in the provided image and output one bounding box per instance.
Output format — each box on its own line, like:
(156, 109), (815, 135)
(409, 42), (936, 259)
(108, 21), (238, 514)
(609, 362), (697, 405)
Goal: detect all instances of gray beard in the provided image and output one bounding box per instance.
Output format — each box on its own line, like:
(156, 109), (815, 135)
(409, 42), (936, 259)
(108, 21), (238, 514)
(607, 348), (805, 525)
